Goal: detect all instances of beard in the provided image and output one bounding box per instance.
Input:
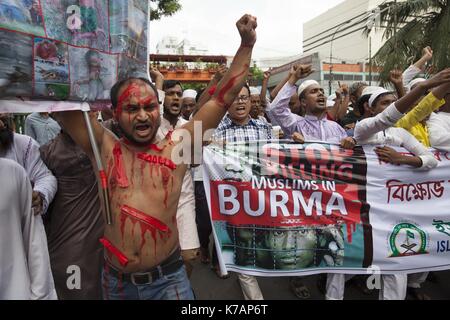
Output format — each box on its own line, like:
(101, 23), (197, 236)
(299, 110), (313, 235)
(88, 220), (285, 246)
(119, 117), (161, 146)
(0, 128), (13, 151)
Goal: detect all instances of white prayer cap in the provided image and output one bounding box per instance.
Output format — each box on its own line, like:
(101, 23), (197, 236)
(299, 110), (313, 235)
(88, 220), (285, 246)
(249, 86), (260, 96)
(297, 80), (320, 97)
(182, 89), (197, 100)
(361, 86), (383, 97)
(368, 88), (390, 108)
(407, 78), (426, 92)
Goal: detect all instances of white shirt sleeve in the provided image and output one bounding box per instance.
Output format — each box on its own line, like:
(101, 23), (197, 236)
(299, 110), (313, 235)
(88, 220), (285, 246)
(397, 128), (438, 170)
(24, 137), (57, 214)
(176, 170), (200, 250)
(427, 112), (450, 152)
(266, 83), (302, 137)
(354, 103), (404, 143)
(402, 65), (422, 88)
(20, 167), (57, 300)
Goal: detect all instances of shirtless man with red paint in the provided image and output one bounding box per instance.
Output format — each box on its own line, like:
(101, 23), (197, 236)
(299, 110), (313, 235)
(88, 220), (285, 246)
(55, 15), (257, 300)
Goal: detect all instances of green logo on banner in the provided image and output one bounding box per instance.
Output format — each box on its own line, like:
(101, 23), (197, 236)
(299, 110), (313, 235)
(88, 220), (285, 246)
(389, 223), (428, 257)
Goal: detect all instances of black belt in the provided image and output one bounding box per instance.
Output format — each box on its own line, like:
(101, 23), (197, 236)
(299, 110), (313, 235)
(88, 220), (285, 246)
(106, 248), (183, 285)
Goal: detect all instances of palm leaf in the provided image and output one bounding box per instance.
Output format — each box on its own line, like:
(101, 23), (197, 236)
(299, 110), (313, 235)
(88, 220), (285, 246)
(364, 0), (448, 83)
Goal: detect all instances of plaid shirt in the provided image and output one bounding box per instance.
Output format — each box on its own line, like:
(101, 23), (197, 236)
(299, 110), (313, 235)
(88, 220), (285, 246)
(213, 115), (273, 143)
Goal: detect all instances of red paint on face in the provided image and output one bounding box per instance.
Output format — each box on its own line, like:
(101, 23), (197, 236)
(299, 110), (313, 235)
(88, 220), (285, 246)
(112, 142), (129, 188)
(217, 67), (248, 107)
(116, 82), (157, 136)
(116, 82), (155, 120)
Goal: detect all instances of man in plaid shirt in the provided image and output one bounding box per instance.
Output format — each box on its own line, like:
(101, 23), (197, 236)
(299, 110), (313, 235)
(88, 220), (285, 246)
(212, 83), (272, 300)
(213, 84), (273, 143)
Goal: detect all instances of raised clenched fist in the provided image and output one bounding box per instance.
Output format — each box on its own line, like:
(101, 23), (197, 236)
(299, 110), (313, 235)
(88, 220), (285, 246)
(236, 14), (257, 47)
(389, 69), (403, 86)
(422, 46), (433, 61)
(292, 64), (314, 81)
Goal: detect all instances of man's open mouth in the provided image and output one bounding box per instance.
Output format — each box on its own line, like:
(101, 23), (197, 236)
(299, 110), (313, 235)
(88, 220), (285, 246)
(134, 123), (151, 136)
(171, 103), (181, 111)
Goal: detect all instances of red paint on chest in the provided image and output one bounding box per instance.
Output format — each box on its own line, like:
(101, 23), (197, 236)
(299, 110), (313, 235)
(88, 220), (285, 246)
(136, 153), (177, 170)
(120, 205), (172, 255)
(112, 143), (129, 188)
(160, 167), (171, 208)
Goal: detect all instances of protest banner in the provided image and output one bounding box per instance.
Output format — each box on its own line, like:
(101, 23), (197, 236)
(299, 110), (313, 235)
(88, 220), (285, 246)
(203, 141), (450, 276)
(0, 0), (149, 112)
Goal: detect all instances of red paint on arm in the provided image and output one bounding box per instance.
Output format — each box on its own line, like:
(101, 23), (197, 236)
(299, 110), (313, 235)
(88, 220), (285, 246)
(208, 85), (217, 96)
(216, 66), (248, 107)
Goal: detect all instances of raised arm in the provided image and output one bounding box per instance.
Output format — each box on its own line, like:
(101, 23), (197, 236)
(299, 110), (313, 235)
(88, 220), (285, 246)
(327, 83), (350, 121)
(53, 110), (105, 157)
(150, 66), (164, 91)
(185, 14), (257, 136)
(396, 82), (449, 131)
(389, 69), (406, 98)
(394, 68), (450, 114)
(270, 65), (295, 99)
(260, 69), (271, 106)
(266, 64), (313, 137)
(354, 68), (450, 142)
(402, 47), (433, 85)
(193, 64), (228, 115)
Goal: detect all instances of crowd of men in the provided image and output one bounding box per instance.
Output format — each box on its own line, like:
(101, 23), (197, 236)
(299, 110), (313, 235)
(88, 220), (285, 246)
(0, 15), (449, 300)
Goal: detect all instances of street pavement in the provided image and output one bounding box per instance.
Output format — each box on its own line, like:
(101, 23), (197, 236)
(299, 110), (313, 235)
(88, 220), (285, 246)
(190, 259), (450, 300)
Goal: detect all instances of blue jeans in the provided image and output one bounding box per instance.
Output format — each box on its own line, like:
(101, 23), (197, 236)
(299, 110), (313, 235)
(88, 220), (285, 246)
(102, 262), (195, 300)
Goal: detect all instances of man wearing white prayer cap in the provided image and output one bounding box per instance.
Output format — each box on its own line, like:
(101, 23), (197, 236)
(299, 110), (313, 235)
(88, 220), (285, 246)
(367, 88), (396, 111)
(181, 89), (197, 120)
(267, 64), (354, 147)
(249, 86), (263, 120)
(266, 63), (356, 300)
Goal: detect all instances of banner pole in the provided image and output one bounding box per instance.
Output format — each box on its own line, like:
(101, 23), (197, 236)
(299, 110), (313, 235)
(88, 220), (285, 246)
(83, 109), (113, 225)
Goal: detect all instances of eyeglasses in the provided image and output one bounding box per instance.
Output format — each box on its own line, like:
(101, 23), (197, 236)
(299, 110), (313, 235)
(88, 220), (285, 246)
(235, 95), (250, 103)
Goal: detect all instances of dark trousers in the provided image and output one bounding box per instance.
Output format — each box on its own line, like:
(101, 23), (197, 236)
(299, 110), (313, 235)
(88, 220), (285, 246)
(194, 181), (218, 265)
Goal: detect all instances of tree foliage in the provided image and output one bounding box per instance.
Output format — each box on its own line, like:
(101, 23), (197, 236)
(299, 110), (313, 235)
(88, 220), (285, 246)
(367, 0), (449, 84)
(249, 65), (264, 86)
(150, 0), (182, 21)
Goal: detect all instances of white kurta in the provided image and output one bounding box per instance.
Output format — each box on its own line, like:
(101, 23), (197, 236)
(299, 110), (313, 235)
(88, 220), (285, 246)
(0, 158), (57, 300)
(156, 117), (200, 251)
(428, 111), (450, 152)
(0, 133), (57, 214)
